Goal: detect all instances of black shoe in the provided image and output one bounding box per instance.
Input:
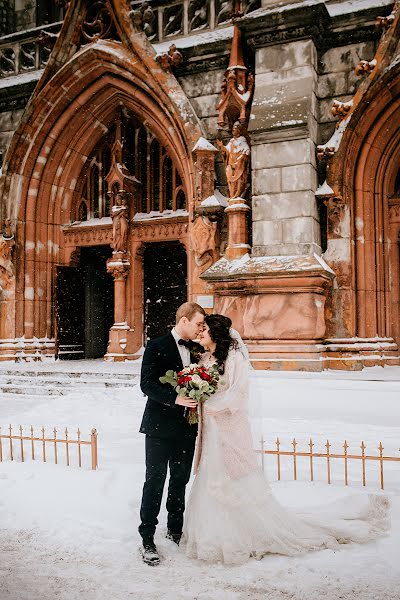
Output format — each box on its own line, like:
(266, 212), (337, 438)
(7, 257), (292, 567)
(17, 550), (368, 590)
(166, 531), (182, 545)
(141, 539), (160, 566)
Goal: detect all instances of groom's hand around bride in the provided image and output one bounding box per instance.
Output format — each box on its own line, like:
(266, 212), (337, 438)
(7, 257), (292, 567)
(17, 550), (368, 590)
(175, 395), (198, 408)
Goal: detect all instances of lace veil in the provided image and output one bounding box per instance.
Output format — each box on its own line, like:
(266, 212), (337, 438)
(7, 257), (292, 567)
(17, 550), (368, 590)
(229, 327), (263, 448)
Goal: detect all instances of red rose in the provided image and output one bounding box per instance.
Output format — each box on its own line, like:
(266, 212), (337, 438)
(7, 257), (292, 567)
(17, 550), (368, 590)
(200, 372), (212, 381)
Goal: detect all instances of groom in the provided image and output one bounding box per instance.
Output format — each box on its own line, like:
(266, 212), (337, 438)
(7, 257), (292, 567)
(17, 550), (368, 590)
(138, 301), (205, 565)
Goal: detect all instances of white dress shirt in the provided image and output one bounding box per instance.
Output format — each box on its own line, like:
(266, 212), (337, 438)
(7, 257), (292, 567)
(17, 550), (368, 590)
(171, 328), (191, 367)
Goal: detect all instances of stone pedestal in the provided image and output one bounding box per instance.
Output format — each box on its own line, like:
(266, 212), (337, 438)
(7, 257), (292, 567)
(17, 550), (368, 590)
(105, 253), (135, 361)
(224, 198), (251, 260)
(202, 254), (334, 371)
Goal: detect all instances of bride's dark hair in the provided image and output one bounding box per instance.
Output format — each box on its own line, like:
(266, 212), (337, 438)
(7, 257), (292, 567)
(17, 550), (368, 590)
(205, 314), (237, 374)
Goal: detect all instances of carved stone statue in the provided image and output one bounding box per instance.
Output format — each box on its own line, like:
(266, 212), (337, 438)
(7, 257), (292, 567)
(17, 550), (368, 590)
(217, 122), (250, 200)
(0, 221), (15, 290)
(191, 216), (218, 273)
(111, 193), (129, 253)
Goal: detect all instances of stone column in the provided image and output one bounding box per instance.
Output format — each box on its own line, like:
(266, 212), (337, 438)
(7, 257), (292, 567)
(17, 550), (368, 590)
(249, 39), (320, 257)
(106, 190), (132, 360)
(106, 255), (131, 359)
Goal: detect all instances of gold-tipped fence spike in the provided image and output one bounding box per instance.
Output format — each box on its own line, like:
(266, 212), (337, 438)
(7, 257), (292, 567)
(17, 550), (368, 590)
(0, 424), (98, 470)
(276, 437), (281, 481)
(309, 437), (314, 482)
(326, 439), (331, 484)
(260, 435), (265, 473)
(41, 425), (46, 463)
(19, 425), (24, 463)
(53, 427), (58, 465)
(77, 427), (82, 468)
(344, 439), (349, 486)
(65, 427), (70, 467)
(292, 438), (298, 481)
(9, 424), (13, 461)
(361, 441), (366, 487)
(379, 441), (384, 490)
(91, 428), (98, 470)
(30, 426), (35, 461)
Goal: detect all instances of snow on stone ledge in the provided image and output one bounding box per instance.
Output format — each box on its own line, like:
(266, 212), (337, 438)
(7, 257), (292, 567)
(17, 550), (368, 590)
(193, 137), (218, 153)
(0, 69), (43, 90)
(202, 253), (336, 279)
(67, 217), (112, 228)
(315, 181), (334, 198)
(153, 27), (233, 54)
(201, 189), (228, 208)
(133, 209), (188, 221)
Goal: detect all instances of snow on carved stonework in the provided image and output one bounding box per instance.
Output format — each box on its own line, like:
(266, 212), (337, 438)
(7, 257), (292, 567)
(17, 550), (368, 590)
(193, 137), (218, 152)
(204, 253), (336, 278)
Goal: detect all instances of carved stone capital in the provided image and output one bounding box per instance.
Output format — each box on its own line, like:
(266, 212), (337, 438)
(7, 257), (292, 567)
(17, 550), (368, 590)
(106, 258), (130, 281)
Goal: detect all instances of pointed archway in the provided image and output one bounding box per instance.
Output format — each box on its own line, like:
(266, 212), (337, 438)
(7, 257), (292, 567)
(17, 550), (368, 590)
(0, 0), (206, 359)
(319, 3), (400, 367)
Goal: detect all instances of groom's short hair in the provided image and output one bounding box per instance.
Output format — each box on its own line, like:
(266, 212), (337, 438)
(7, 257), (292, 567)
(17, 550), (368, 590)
(176, 302), (205, 324)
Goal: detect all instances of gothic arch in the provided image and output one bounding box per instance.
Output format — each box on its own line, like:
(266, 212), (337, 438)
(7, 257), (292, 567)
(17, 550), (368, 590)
(0, 9), (205, 350)
(325, 59), (400, 354)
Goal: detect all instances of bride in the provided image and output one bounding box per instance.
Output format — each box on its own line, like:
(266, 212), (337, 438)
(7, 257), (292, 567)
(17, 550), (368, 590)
(181, 314), (390, 565)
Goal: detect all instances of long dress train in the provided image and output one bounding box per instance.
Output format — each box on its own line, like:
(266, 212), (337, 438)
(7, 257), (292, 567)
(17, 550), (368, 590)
(181, 350), (390, 565)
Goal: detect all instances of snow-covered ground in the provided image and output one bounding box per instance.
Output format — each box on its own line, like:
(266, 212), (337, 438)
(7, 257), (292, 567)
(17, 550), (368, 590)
(0, 364), (399, 600)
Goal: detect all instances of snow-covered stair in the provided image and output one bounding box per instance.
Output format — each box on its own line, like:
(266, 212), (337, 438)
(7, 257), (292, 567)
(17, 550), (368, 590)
(0, 369), (138, 396)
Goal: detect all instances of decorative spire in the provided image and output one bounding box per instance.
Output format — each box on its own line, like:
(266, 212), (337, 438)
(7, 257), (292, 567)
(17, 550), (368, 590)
(217, 17), (254, 133)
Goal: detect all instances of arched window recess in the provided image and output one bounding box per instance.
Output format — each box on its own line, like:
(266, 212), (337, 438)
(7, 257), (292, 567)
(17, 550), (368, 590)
(72, 114), (186, 223)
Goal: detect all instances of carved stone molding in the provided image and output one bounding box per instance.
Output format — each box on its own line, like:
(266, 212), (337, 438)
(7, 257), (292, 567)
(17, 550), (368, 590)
(247, 24), (322, 49)
(389, 200), (400, 223)
(81, 0), (118, 43)
(132, 219), (188, 241)
(176, 55), (229, 76)
(63, 225), (113, 247)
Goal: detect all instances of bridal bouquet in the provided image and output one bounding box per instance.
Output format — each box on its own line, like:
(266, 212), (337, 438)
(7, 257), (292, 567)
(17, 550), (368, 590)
(159, 364), (221, 424)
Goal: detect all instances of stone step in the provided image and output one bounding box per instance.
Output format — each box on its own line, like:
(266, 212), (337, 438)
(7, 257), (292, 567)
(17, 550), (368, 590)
(0, 369), (138, 381)
(0, 376), (138, 395)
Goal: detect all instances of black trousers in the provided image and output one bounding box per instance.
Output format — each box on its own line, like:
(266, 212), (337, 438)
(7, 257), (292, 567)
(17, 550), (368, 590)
(138, 432), (196, 541)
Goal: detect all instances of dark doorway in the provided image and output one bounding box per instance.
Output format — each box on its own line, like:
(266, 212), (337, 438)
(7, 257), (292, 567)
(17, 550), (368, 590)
(143, 242), (187, 341)
(55, 246), (114, 359)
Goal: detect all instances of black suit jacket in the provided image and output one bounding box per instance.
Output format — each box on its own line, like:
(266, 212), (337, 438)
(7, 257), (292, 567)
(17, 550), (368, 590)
(139, 332), (200, 439)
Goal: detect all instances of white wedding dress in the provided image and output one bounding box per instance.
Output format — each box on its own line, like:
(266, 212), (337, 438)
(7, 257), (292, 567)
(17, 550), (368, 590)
(181, 349), (390, 565)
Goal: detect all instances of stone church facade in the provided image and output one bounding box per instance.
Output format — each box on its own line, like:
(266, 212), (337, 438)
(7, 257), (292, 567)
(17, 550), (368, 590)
(0, 0), (399, 370)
